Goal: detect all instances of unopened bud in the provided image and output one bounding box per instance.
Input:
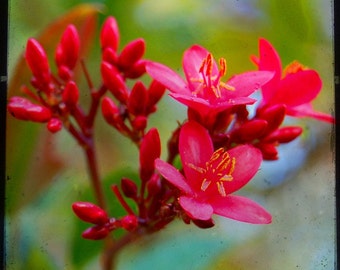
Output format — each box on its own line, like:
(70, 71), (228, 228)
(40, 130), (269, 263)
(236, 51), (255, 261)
(100, 16), (120, 51)
(101, 61), (128, 103)
(264, 126), (303, 143)
(47, 118), (62, 133)
(256, 143), (278, 160)
(72, 201), (109, 225)
(8, 96), (51, 122)
(257, 104), (286, 133)
(62, 81), (79, 106)
(128, 81), (147, 115)
(230, 119), (267, 143)
(146, 80), (166, 114)
(132, 116), (147, 131)
(82, 225), (110, 240)
(124, 59), (146, 79)
(121, 215), (138, 231)
(118, 38), (145, 69)
(55, 24), (80, 70)
(139, 128), (161, 182)
(121, 178), (138, 198)
(146, 174), (161, 197)
(25, 38), (51, 85)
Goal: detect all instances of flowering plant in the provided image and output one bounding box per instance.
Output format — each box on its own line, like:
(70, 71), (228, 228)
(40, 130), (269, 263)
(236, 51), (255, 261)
(7, 9), (333, 270)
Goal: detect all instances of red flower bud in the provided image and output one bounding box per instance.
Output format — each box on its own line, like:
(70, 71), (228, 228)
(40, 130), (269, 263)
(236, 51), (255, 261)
(62, 81), (79, 106)
(139, 128), (161, 182)
(123, 59), (146, 79)
(55, 24), (80, 70)
(146, 80), (166, 114)
(101, 97), (120, 125)
(8, 96), (51, 122)
(118, 38), (145, 69)
(102, 47), (118, 64)
(121, 178), (138, 198)
(47, 118), (62, 133)
(146, 174), (161, 196)
(82, 225), (110, 240)
(25, 39), (51, 85)
(128, 81), (147, 115)
(121, 215), (138, 232)
(132, 115), (147, 131)
(72, 202), (109, 225)
(100, 16), (120, 51)
(192, 218), (215, 229)
(101, 61), (128, 103)
(230, 119), (268, 143)
(263, 126), (303, 143)
(256, 143), (278, 160)
(257, 104), (286, 133)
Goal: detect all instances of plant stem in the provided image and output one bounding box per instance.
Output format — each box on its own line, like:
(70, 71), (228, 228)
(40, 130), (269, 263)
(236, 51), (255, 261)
(84, 139), (106, 209)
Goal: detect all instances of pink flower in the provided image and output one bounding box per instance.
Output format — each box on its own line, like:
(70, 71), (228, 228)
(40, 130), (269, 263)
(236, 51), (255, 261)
(146, 45), (273, 126)
(253, 38), (334, 123)
(155, 121), (271, 224)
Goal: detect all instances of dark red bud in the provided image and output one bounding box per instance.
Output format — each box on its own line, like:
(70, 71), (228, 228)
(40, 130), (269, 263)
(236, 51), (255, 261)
(55, 24), (80, 70)
(230, 119), (268, 143)
(139, 128), (161, 182)
(256, 143), (278, 160)
(82, 225), (110, 240)
(62, 81), (79, 106)
(47, 118), (62, 133)
(101, 61), (128, 103)
(192, 218), (215, 229)
(57, 65), (73, 81)
(132, 116), (147, 131)
(118, 38), (145, 69)
(100, 16), (120, 51)
(121, 178), (138, 198)
(145, 80), (166, 114)
(72, 202), (109, 225)
(25, 38), (51, 84)
(257, 104), (286, 133)
(123, 59), (146, 79)
(101, 97), (119, 124)
(128, 81), (147, 115)
(263, 126), (303, 143)
(121, 215), (138, 231)
(8, 96), (51, 122)
(146, 174), (161, 196)
(102, 47), (118, 64)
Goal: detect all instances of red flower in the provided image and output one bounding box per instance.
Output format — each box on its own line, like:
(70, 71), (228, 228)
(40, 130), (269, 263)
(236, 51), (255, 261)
(146, 45), (273, 126)
(155, 121), (271, 224)
(253, 38), (334, 123)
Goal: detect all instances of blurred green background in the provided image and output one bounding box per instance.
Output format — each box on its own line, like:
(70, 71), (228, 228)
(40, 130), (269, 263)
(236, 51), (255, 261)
(6, 0), (335, 269)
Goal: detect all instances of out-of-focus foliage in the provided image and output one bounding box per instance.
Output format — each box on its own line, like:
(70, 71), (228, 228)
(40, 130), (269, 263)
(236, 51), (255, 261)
(6, 0), (334, 269)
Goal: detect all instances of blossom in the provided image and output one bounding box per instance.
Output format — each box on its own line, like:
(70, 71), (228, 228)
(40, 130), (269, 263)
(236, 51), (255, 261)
(253, 38), (334, 123)
(155, 121), (271, 224)
(146, 45), (273, 127)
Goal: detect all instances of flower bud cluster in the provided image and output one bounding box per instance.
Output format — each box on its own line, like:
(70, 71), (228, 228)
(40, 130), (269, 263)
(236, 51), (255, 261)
(8, 25), (81, 133)
(100, 17), (165, 143)
(72, 202), (138, 240)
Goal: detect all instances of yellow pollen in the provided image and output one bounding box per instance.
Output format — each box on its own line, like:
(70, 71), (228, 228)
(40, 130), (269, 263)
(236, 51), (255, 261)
(283, 60), (307, 76)
(219, 58), (227, 77)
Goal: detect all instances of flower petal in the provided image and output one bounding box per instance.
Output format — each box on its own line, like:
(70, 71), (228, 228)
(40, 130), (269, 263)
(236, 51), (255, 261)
(155, 158), (193, 195)
(179, 121), (213, 190)
(287, 103), (335, 123)
(271, 70), (322, 106)
(226, 145), (262, 194)
(210, 195), (272, 224)
(257, 38), (282, 102)
(183, 45), (219, 91)
(179, 196), (213, 220)
(145, 61), (190, 95)
(225, 71), (274, 98)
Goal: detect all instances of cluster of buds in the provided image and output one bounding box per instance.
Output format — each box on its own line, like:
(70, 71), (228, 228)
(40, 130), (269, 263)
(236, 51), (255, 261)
(72, 201), (138, 240)
(8, 25), (81, 133)
(100, 17), (165, 143)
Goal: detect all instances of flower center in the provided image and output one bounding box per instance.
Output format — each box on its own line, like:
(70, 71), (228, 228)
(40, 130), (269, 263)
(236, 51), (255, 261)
(188, 148), (236, 197)
(191, 54), (235, 100)
(283, 60), (306, 76)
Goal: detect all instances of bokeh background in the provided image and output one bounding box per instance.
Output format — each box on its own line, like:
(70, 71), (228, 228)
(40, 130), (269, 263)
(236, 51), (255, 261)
(6, 0), (335, 269)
